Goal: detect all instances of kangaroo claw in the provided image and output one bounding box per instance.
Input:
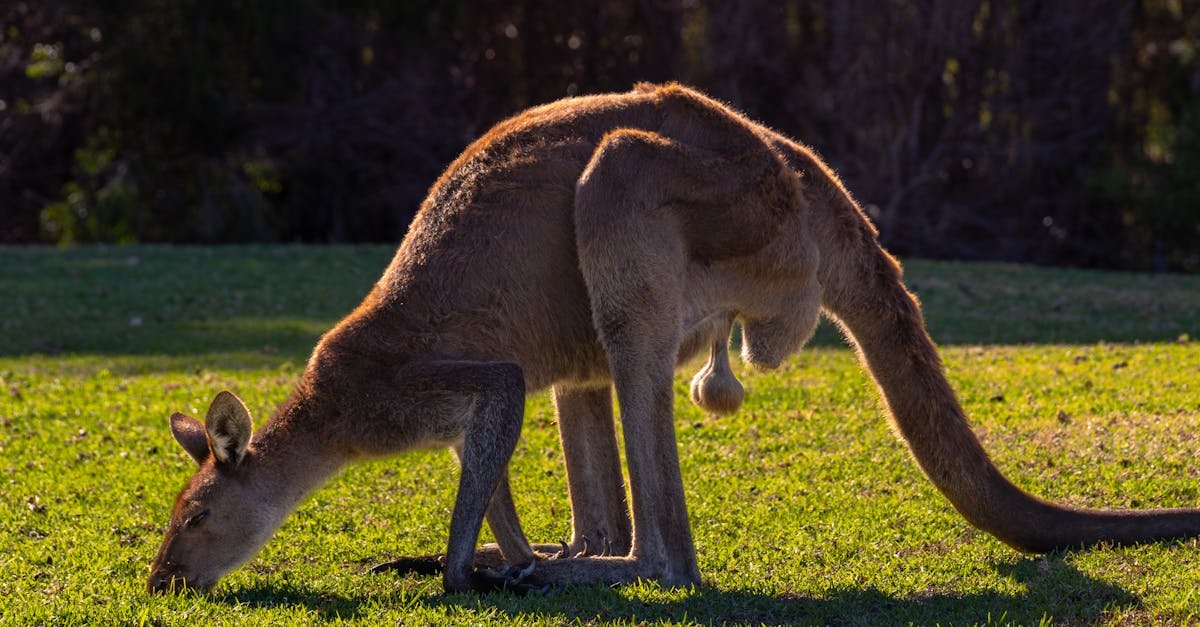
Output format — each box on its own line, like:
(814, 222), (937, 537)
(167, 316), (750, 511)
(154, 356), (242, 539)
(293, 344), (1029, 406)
(597, 530), (613, 557)
(552, 540), (570, 560)
(573, 535), (591, 558)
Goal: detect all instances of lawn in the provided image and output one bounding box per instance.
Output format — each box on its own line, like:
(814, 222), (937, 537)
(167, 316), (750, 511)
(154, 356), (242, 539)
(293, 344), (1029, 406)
(1, 245), (1198, 625)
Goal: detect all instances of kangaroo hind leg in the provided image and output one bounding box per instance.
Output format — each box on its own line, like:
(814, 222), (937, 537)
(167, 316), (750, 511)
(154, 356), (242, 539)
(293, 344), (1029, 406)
(554, 384), (631, 557)
(518, 128), (793, 587)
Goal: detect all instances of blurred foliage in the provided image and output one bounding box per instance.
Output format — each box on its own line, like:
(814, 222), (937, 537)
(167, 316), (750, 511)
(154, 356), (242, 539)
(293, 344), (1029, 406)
(1092, 0), (1200, 271)
(1, 1), (1198, 271)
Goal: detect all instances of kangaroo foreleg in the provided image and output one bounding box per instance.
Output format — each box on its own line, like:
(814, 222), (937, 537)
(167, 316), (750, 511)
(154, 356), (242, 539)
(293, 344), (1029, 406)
(418, 384), (634, 568)
(360, 359), (529, 593)
(439, 361), (545, 593)
(372, 386), (625, 580)
(370, 471), (539, 576)
(481, 471), (536, 565)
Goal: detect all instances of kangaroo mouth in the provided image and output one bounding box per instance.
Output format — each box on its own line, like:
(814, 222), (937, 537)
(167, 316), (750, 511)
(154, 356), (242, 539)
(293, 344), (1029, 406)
(147, 568), (214, 595)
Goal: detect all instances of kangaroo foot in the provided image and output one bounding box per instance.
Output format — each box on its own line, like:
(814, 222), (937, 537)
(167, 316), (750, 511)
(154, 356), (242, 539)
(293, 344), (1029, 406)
(374, 551), (696, 590)
(524, 554), (700, 588)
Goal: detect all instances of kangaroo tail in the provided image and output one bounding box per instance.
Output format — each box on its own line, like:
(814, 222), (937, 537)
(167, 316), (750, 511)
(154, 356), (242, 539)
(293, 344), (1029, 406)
(784, 141), (1200, 553)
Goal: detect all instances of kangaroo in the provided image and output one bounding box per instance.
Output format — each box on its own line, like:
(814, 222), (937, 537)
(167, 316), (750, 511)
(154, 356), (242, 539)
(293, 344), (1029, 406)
(149, 82), (1200, 595)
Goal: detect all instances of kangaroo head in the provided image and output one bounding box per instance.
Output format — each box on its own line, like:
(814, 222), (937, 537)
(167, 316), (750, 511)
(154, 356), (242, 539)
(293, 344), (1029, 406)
(148, 391), (280, 594)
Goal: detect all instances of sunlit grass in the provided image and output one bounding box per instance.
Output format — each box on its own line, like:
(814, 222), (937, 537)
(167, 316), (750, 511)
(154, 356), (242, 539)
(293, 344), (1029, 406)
(1, 246), (1198, 624)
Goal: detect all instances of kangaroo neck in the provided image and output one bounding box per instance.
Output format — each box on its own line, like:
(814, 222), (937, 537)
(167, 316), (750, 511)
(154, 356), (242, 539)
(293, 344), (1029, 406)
(247, 390), (349, 518)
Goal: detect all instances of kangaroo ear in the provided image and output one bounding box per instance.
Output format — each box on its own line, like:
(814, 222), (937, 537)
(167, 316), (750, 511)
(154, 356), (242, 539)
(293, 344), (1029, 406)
(205, 391), (253, 466)
(170, 412), (211, 465)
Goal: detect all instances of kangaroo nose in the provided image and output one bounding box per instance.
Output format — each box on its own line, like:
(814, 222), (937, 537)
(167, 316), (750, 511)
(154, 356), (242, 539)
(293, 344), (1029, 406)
(147, 567), (188, 594)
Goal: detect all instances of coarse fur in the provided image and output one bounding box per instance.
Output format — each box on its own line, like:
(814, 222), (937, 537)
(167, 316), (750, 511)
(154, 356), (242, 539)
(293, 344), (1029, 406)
(149, 83), (1200, 594)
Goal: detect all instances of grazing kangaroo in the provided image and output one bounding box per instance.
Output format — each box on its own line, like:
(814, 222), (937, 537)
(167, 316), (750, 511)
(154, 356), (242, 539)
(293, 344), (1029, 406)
(149, 82), (1200, 595)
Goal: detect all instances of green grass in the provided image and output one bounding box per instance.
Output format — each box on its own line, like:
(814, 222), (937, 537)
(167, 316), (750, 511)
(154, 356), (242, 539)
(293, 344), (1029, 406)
(2, 245), (1199, 625)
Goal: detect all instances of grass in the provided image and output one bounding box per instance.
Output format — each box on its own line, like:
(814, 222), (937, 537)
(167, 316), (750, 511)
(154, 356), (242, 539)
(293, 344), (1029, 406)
(1, 244), (1199, 625)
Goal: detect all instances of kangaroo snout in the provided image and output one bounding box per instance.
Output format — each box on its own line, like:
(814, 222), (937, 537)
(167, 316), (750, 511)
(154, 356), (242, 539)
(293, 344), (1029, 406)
(147, 563), (210, 595)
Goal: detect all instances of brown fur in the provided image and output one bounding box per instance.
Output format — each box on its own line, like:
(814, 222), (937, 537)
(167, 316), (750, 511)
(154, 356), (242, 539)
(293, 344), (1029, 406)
(149, 83), (1200, 594)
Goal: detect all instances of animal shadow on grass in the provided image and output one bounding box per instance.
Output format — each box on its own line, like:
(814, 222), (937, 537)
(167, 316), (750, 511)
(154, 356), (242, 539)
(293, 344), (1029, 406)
(217, 555), (1139, 624)
(214, 582), (384, 621)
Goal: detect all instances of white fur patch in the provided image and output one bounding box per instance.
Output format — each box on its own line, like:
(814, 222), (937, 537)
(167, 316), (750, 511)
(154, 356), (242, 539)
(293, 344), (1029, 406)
(209, 431), (237, 463)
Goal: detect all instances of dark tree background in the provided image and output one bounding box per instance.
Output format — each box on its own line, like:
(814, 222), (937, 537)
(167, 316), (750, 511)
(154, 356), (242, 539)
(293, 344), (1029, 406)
(3, 1), (1198, 271)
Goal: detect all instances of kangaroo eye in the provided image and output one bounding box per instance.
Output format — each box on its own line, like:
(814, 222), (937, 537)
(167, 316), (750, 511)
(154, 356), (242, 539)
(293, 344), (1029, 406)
(184, 510), (209, 528)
